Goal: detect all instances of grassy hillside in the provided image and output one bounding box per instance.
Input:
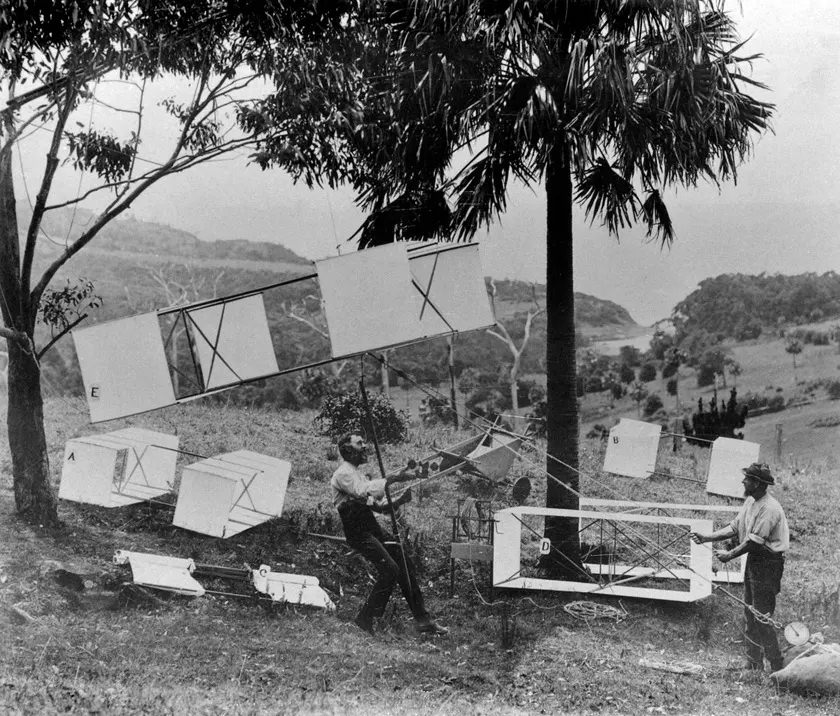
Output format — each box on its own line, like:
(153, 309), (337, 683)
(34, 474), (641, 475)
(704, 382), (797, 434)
(0, 400), (838, 714)
(580, 330), (840, 468)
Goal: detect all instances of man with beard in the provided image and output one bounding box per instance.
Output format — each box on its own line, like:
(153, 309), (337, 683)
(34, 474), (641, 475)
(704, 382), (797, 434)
(331, 432), (448, 636)
(690, 462), (789, 672)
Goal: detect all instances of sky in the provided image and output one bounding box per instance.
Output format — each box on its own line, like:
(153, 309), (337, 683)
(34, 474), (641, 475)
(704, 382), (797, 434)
(13, 0), (840, 326)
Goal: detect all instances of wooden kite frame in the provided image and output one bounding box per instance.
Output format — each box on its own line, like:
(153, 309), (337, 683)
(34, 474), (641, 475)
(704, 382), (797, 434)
(493, 506), (714, 603)
(579, 498), (745, 584)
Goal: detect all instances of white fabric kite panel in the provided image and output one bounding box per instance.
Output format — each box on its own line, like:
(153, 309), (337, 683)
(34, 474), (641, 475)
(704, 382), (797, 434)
(252, 566), (335, 610)
(114, 550), (204, 596)
(187, 294), (279, 389)
(218, 450), (291, 518)
(706, 438), (761, 498)
(316, 243), (424, 358)
(73, 312), (176, 422)
(173, 464), (240, 537)
(602, 419), (663, 478)
(466, 432), (521, 481)
(174, 453), (290, 538)
(58, 438), (126, 506)
(408, 245), (494, 336)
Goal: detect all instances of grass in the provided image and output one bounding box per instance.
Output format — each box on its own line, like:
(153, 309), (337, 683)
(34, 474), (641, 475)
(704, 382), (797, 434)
(2, 397), (840, 714)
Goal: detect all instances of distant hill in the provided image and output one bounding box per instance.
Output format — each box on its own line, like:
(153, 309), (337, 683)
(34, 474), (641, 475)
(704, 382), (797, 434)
(26, 206), (639, 331)
(22, 208), (643, 403)
(674, 272), (840, 341)
(28, 206), (313, 269)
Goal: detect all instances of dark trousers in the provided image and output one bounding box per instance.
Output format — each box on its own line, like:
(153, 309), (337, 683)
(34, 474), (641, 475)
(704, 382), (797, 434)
(339, 502), (428, 624)
(743, 552), (784, 669)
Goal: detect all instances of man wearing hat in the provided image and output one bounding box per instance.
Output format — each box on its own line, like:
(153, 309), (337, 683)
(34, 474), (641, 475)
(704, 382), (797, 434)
(690, 462), (789, 672)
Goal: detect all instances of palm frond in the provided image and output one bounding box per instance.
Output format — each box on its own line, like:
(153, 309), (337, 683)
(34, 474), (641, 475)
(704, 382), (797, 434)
(640, 189), (674, 246)
(354, 188), (452, 248)
(450, 154), (510, 240)
(575, 157), (638, 237)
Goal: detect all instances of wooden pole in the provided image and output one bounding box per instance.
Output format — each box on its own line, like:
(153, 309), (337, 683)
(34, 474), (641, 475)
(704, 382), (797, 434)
(448, 336), (459, 429)
(775, 423), (783, 462)
(358, 365), (415, 612)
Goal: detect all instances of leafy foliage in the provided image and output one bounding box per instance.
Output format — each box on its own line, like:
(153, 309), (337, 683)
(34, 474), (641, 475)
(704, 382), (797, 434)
(37, 278), (101, 335)
(740, 391), (786, 413)
(619, 363), (635, 384)
(639, 362), (657, 382)
(619, 345), (642, 367)
(643, 393), (664, 417)
(787, 328), (831, 346)
(674, 273), (840, 342)
(695, 347), (731, 388)
(65, 130), (135, 183)
(295, 369), (341, 408)
(313, 391), (408, 444)
(418, 395), (454, 427)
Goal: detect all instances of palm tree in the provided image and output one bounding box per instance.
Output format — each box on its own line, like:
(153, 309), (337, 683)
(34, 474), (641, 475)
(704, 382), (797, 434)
(417, 1), (773, 574)
(259, 0), (773, 575)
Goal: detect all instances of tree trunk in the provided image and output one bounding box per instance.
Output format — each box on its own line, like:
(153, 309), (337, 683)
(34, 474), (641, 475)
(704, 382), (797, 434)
(0, 137), (58, 525)
(7, 342), (57, 524)
(509, 365), (519, 415)
(541, 142), (581, 576)
(509, 356), (521, 431)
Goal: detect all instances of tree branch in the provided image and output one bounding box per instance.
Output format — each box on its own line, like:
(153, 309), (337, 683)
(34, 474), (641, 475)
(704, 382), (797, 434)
(35, 313), (87, 359)
(487, 325), (514, 349)
(0, 97), (60, 157)
(21, 79), (79, 306)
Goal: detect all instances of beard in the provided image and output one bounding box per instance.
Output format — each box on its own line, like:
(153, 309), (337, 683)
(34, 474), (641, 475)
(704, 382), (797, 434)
(348, 449), (367, 466)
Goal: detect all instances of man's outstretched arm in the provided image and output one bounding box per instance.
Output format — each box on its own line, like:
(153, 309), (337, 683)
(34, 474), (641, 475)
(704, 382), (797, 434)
(690, 525), (737, 545)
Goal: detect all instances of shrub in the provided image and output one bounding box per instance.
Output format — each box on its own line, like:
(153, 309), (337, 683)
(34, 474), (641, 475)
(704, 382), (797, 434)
(740, 391), (787, 414)
(788, 328), (830, 346)
(735, 319), (762, 341)
(458, 367), (481, 396)
(527, 382), (546, 404)
(517, 378), (542, 407)
(827, 380), (840, 400)
(296, 369), (341, 407)
(418, 395), (455, 426)
(643, 393), (664, 417)
(619, 364), (635, 384)
(696, 363), (717, 388)
(666, 378), (678, 396)
(619, 345), (642, 367)
(314, 391), (408, 443)
(586, 423), (610, 440)
(526, 400), (547, 438)
(466, 385), (510, 422)
(639, 362), (657, 382)
(661, 361), (678, 379)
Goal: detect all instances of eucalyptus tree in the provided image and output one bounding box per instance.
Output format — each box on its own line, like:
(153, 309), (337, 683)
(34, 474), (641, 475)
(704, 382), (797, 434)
(290, 0), (771, 574)
(0, 1), (357, 524)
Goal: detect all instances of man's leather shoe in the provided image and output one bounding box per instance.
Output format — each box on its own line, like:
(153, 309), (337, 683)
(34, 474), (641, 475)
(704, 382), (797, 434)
(354, 614), (375, 635)
(415, 618), (448, 635)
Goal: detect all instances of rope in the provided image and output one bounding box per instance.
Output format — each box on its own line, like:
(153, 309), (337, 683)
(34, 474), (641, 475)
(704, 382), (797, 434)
(564, 600), (627, 623)
(381, 352), (790, 630)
